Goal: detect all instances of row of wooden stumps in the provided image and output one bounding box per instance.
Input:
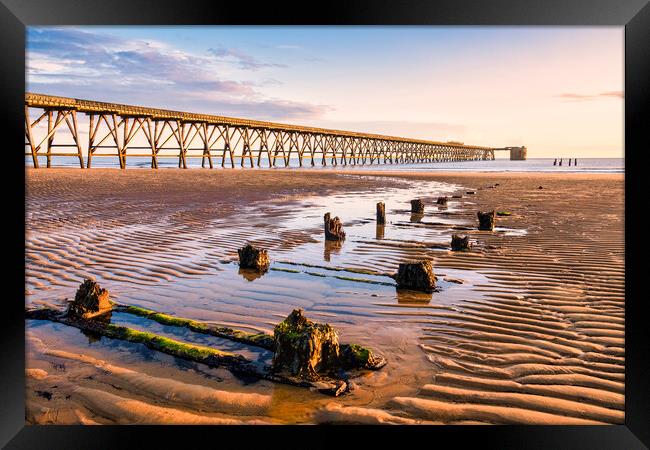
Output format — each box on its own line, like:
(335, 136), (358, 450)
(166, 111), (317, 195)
(319, 194), (499, 293)
(554, 158), (578, 166)
(238, 193), (500, 295)
(26, 278), (386, 396)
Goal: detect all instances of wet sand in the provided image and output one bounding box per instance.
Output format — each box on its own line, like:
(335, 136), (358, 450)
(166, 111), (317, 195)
(25, 168), (624, 424)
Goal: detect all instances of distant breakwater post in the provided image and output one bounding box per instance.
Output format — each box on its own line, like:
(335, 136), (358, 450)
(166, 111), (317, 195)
(25, 93), (525, 168)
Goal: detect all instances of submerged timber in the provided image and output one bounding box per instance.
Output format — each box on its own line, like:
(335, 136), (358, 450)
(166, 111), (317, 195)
(25, 93), (525, 168)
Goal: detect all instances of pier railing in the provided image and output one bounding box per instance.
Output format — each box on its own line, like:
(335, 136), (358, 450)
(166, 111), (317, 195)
(25, 93), (520, 169)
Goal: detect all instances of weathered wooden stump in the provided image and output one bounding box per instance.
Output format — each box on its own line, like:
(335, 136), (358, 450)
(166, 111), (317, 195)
(436, 196), (448, 205)
(451, 234), (471, 251)
(272, 309), (341, 380)
(376, 224), (385, 240)
(67, 279), (112, 319)
(477, 210), (496, 231)
(376, 202), (386, 224)
(324, 213), (346, 241)
(395, 260), (436, 293)
(410, 199), (425, 214)
(238, 244), (270, 272)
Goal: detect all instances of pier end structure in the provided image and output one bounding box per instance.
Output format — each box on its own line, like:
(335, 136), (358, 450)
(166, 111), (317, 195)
(509, 146), (528, 160)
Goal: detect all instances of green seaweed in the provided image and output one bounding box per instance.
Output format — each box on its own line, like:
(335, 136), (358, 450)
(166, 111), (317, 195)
(270, 267), (301, 274)
(496, 211), (512, 216)
(119, 305), (274, 350)
(276, 260), (390, 277)
(331, 275), (394, 286)
(104, 323), (235, 360)
(304, 271), (328, 278)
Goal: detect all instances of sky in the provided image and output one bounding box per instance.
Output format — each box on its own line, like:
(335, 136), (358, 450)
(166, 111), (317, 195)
(26, 26), (624, 158)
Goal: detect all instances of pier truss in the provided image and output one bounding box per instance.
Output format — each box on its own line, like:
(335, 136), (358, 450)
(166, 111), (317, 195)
(25, 93), (510, 169)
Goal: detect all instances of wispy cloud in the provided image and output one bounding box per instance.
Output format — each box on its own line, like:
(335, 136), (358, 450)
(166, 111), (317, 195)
(207, 47), (287, 70)
(26, 28), (328, 121)
(556, 91), (624, 101)
(275, 44), (302, 50)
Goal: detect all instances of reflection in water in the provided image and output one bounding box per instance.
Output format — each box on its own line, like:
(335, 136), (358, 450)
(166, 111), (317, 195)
(238, 267), (266, 282)
(410, 213), (424, 223)
(396, 288), (432, 304)
(375, 223), (385, 240)
(323, 239), (342, 262)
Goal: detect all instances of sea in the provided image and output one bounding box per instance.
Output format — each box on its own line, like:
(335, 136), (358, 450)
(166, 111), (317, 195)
(25, 157), (624, 174)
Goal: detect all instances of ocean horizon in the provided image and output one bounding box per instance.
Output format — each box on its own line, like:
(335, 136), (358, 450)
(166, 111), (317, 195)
(25, 157), (624, 174)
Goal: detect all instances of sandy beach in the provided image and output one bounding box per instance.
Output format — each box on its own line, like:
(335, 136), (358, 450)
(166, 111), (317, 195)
(25, 168), (624, 425)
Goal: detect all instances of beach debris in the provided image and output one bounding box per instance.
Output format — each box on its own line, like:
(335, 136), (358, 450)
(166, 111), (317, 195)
(271, 309), (385, 382)
(410, 199), (425, 214)
(477, 210), (496, 231)
(466, 191), (476, 195)
(324, 212), (346, 241)
(436, 196), (448, 205)
(238, 244), (270, 272)
(395, 260), (436, 293)
(376, 202), (386, 224)
(494, 183), (500, 187)
(452, 194), (463, 199)
(451, 234), (471, 251)
(26, 301), (386, 397)
(66, 279), (112, 319)
(271, 309), (342, 380)
(538, 186), (544, 189)
(496, 211), (512, 216)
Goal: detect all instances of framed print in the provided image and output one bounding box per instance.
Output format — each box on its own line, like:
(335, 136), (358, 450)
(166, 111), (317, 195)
(1, 0), (648, 448)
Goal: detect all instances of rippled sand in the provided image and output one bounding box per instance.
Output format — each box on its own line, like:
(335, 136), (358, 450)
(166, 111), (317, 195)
(25, 168), (624, 425)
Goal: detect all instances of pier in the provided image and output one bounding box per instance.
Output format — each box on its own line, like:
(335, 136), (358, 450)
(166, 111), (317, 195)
(25, 93), (525, 168)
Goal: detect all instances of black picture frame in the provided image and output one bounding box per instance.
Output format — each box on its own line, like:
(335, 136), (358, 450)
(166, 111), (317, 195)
(1, 1), (647, 448)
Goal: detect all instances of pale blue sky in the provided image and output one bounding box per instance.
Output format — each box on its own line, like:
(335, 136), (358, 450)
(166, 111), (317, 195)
(26, 26), (624, 157)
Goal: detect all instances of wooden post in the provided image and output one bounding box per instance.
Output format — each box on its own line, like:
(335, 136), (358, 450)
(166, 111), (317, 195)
(376, 202), (386, 224)
(25, 106), (39, 168)
(46, 110), (53, 168)
(68, 111), (85, 168)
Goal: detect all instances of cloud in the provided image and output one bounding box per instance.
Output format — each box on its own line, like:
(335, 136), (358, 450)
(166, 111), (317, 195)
(26, 27), (327, 121)
(275, 44), (302, 50)
(207, 47), (287, 71)
(556, 91), (624, 101)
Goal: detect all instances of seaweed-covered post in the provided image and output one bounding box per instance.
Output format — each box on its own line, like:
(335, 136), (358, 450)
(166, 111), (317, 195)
(395, 260), (436, 293)
(324, 212), (346, 241)
(477, 210), (496, 231)
(376, 202), (386, 224)
(410, 199), (425, 214)
(272, 309), (341, 380)
(67, 279), (112, 319)
(238, 244), (270, 272)
(436, 196), (448, 206)
(451, 234), (471, 251)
